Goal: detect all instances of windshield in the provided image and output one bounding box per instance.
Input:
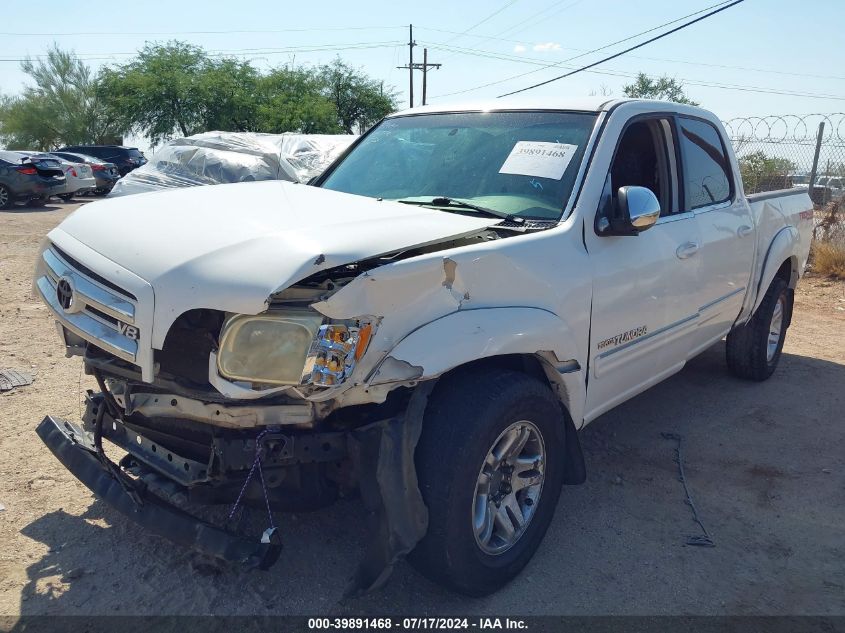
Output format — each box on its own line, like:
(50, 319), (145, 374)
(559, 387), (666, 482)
(319, 111), (597, 220)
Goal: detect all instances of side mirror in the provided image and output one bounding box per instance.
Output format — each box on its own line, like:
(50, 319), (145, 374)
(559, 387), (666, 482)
(596, 185), (661, 236)
(620, 186), (661, 232)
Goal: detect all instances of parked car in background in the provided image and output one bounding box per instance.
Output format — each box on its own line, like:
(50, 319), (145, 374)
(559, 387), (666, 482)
(50, 151), (120, 196)
(58, 145), (147, 176)
(17, 152), (96, 200)
(810, 175), (845, 205)
(0, 151), (66, 209)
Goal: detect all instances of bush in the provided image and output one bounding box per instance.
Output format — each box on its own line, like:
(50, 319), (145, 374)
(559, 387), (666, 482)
(812, 240), (845, 279)
(811, 199), (845, 278)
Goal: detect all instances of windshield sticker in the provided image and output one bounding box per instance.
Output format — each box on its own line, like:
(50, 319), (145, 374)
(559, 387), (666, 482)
(499, 141), (578, 180)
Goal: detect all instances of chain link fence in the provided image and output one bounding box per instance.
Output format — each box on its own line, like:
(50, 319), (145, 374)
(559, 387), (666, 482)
(722, 113), (845, 205)
(722, 114), (845, 274)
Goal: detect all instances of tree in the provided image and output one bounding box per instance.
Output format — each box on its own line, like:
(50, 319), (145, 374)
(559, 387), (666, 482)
(622, 73), (699, 106)
(738, 151), (794, 193)
(0, 46), (124, 149)
(95, 42), (398, 142)
(256, 67), (341, 134)
(318, 59), (397, 134)
(98, 42), (228, 143)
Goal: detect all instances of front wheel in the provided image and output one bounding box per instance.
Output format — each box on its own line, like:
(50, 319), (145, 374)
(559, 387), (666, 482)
(726, 276), (790, 381)
(410, 369), (566, 596)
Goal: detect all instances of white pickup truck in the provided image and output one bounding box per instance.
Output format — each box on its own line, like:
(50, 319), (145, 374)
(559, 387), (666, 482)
(34, 98), (813, 597)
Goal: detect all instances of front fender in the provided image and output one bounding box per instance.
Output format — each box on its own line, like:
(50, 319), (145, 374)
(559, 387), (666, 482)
(369, 307), (579, 382)
(753, 226), (798, 315)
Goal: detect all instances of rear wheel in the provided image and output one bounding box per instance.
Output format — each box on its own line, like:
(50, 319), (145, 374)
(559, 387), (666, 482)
(410, 369), (566, 596)
(726, 277), (790, 381)
(0, 185), (11, 210)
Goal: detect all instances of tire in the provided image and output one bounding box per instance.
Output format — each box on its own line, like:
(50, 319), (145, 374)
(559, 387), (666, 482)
(409, 368), (566, 596)
(726, 276), (790, 381)
(58, 193), (75, 201)
(0, 185), (11, 210)
(29, 196), (49, 207)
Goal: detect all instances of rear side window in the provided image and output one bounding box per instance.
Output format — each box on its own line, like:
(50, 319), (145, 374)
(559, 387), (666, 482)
(678, 118), (732, 209)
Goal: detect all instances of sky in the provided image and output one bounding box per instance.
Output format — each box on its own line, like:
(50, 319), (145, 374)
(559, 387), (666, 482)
(1, 0), (843, 153)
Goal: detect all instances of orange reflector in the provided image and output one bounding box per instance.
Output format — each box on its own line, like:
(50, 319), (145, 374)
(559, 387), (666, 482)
(355, 324), (373, 360)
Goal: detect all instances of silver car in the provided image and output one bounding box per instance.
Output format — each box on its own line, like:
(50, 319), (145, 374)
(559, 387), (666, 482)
(17, 151), (96, 199)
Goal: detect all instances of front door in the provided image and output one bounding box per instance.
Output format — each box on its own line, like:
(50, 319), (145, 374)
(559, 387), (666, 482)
(584, 116), (702, 422)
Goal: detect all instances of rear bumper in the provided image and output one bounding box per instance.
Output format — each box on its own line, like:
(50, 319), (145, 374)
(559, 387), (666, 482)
(35, 415), (282, 569)
(11, 177), (65, 200)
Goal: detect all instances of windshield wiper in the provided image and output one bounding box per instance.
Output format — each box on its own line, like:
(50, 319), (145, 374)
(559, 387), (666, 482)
(396, 196), (518, 221)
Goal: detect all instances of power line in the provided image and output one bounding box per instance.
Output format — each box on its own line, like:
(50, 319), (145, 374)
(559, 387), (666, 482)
(0, 41), (405, 63)
(492, 0), (587, 40)
(0, 26), (406, 37)
(419, 27), (845, 83)
(430, 0), (739, 98)
(499, 0), (747, 97)
(435, 0), (520, 63)
(424, 42), (845, 102)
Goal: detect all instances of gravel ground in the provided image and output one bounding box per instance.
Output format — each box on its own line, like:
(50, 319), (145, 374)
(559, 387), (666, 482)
(0, 200), (843, 617)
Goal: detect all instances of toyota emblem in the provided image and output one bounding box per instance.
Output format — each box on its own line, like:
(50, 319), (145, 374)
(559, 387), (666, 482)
(56, 276), (76, 313)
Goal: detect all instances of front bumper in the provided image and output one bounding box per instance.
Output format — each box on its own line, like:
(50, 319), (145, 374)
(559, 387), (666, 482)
(36, 415), (282, 569)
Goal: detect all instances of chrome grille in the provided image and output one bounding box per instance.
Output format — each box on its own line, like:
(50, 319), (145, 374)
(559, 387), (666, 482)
(36, 246), (139, 363)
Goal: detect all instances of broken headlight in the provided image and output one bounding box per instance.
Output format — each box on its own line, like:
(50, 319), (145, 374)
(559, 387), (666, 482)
(216, 310), (374, 387)
(309, 322), (373, 387)
(217, 311), (324, 385)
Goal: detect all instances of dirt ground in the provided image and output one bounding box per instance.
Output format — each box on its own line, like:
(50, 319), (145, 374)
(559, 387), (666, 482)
(0, 201), (843, 617)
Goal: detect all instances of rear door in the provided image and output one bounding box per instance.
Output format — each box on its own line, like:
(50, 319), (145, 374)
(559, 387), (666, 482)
(677, 117), (755, 352)
(584, 114), (702, 422)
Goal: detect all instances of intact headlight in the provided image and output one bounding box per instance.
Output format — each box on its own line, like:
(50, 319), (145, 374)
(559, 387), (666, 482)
(216, 310), (375, 387)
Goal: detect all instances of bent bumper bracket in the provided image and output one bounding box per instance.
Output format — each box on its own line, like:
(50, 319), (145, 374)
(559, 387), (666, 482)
(35, 415), (282, 570)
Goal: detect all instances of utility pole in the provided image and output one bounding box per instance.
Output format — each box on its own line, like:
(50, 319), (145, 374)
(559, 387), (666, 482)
(408, 24), (416, 108)
(421, 48), (441, 106)
(397, 34), (442, 108)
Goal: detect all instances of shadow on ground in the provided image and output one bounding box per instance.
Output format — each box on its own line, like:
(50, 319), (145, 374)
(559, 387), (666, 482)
(2, 200), (75, 214)
(14, 345), (845, 616)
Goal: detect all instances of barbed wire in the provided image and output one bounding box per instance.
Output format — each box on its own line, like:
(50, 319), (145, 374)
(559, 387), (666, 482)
(722, 113), (845, 145)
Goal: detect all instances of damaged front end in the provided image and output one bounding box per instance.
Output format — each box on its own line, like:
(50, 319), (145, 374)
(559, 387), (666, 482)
(33, 239), (466, 595)
(32, 205), (533, 594)
(37, 364), (431, 595)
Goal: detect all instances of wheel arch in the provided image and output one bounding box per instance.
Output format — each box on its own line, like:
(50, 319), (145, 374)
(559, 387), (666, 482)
(753, 226), (800, 316)
(410, 352), (587, 486)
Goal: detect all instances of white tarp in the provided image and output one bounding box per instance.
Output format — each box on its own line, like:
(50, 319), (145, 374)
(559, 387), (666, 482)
(109, 131), (356, 197)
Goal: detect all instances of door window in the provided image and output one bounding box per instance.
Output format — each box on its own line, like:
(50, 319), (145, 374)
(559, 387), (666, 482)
(678, 118), (732, 210)
(609, 118), (675, 216)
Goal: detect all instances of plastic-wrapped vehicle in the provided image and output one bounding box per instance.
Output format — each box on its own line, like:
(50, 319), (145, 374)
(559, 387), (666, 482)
(108, 132), (356, 197)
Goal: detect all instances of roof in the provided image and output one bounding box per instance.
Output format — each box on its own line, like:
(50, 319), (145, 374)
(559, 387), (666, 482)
(388, 97), (710, 118)
(389, 96), (620, 117)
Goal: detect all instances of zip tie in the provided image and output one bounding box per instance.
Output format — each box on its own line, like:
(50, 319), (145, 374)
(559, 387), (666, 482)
(228, 429), (275, 529)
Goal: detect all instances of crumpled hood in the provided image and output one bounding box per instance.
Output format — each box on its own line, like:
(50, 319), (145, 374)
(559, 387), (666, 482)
(50, 180), (497, 346)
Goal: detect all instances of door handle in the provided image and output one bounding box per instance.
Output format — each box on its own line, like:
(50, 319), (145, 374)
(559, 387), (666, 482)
(675, 242), (699, 259)
(737, 225), (753, 238)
